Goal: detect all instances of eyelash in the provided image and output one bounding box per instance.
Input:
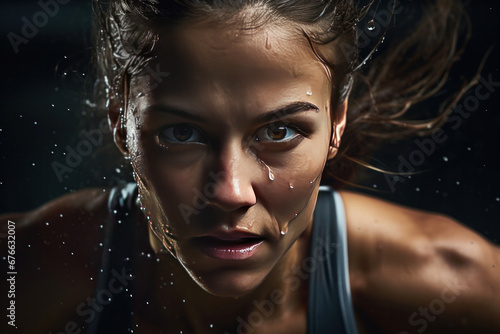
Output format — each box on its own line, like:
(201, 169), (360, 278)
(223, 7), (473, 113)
(156, 122), (308, 147)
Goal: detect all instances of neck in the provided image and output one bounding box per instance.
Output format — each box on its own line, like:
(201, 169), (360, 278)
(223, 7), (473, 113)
(135, 210), (313, 332)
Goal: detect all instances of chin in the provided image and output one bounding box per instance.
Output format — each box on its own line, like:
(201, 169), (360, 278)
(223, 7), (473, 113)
(191, 268), (267, 298)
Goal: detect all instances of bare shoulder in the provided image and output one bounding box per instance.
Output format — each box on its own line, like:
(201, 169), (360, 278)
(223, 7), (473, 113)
(0, 188), (110, 333)
(338, 190), (500, 334)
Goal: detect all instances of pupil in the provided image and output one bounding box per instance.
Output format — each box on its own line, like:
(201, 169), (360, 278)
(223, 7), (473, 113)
(268, 126), (287, 140)
(173, 126), (193, 141)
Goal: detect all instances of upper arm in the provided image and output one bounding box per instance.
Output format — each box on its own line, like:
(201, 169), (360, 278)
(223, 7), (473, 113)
(341, 191), (500, 333)
(424, 214), (500, 332)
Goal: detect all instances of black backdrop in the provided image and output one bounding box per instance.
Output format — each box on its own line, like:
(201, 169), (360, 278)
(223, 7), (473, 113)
(1, 0), (499, 244)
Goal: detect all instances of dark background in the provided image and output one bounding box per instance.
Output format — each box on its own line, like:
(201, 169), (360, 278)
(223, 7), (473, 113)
(1, 1), (499, 244)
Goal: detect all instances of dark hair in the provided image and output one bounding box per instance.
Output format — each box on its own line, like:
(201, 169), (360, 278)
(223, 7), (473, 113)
(93, 0), (470, 189)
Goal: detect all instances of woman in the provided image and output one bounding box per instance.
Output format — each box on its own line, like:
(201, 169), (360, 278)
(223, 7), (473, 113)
(2, 0), (499, 333)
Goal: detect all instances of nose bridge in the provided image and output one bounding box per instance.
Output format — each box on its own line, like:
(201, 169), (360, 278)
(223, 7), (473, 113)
(209, 138), (257, 211)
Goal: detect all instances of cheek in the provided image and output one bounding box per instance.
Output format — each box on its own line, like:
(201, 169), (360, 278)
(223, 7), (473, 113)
(128, 124), (204, 231)
(260, 133), (330, 226)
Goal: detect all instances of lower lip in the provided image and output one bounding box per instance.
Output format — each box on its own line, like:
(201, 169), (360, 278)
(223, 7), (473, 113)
(195, 237), (264, 260)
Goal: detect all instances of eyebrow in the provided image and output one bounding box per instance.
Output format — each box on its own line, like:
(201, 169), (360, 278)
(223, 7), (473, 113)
(145, 105), (206, 122)
(257, 102), (320, 123)
(145, 101), (320, 123)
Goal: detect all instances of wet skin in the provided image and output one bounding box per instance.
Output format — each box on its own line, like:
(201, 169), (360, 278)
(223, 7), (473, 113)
(3, 14), (500, 334)
(112, 19), (346, 299)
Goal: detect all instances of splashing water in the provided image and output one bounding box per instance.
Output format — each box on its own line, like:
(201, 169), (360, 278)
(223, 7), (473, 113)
(133, 169), (177, 258)
(367, 19), (376, 31)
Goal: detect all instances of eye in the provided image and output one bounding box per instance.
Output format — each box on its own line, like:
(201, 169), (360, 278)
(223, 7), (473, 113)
(255, 123), (301, 143)
(158, 124), (205, 144)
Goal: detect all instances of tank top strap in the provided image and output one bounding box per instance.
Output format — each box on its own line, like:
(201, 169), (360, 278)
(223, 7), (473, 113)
(307, 186), (358, 334)
(87, 183), (137, 334)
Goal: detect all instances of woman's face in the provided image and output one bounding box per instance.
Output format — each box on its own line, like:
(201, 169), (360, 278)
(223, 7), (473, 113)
(119, 19), (344, 297)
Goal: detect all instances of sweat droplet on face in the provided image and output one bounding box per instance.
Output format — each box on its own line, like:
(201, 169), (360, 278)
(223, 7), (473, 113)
(263, 164), (274, 181)
(280, 213), (298, 237)
(280, 221), (289, 236)
(265, 36), (272, 50)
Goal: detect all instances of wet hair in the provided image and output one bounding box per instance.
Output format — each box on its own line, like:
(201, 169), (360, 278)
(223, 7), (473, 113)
(93, 0), (470, 189)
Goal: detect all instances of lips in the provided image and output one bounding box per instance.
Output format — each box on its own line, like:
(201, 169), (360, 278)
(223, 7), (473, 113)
(193, 232), (265, 260)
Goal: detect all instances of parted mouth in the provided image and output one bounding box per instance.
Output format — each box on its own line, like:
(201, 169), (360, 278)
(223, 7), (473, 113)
(192, 234), (265, 260)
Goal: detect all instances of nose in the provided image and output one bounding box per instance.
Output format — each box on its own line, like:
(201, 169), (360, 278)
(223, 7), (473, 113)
(206, 141), (257, 212)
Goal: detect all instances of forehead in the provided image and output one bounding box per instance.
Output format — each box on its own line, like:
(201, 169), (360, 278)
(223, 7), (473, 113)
(132, 20), (331, 113)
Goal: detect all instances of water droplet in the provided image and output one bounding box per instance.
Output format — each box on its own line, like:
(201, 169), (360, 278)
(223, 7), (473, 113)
(266, 165), (275, 181)
(265, 36), (272, 50)
(306, 91), (312, 96)
(280, 218), (293, 236)
(289, 183), (294, 189)
(309, 175), (320, 184)
(367, 19), (376, 31)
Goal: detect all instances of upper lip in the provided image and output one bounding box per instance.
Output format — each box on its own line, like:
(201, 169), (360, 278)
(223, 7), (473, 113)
(197, 230), (264, 241)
